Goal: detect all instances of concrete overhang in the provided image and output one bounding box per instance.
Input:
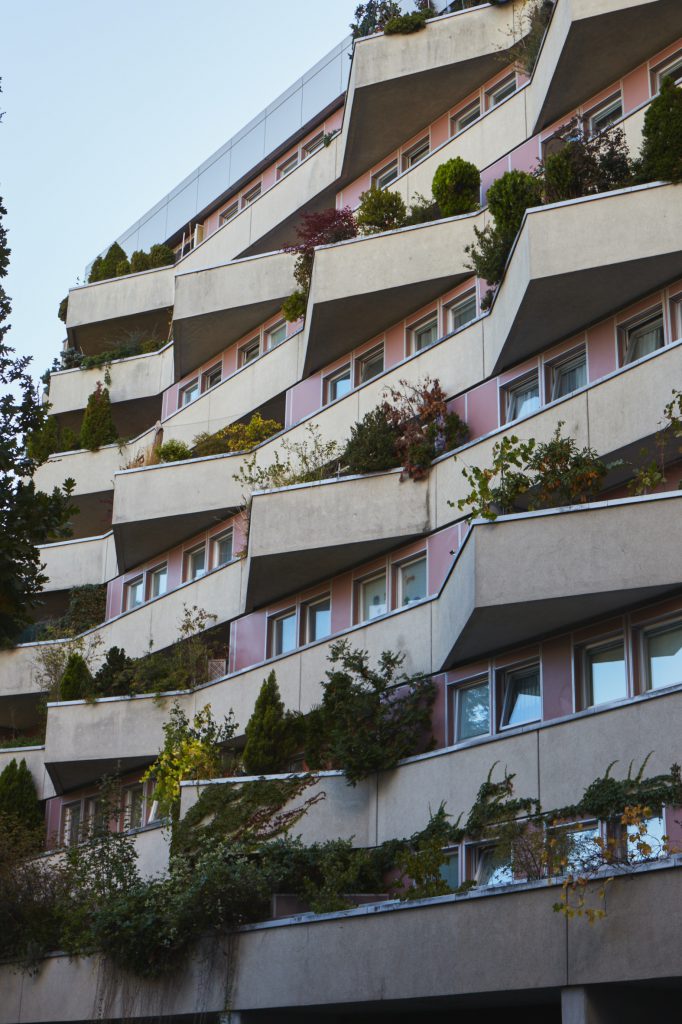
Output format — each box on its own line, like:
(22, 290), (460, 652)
(65, 266), (174, 356)
(437, 493), (682, 669)
(485, 183), (682, 376)
(46, 755), (155, 795)
(530, 0), (682, 134)
(111, 454), (247, 571)
(172, 251), (296, 379)
(339, 1), (526, 183)
(32, 444), (124, 539)
(245, 471), (431, 610)
(302, 213), (481, 376)
(39, 532), (118, 594)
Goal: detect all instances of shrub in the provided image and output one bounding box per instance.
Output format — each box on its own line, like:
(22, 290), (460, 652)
(504, 0), (553, 76)
(94, 647), (134, 697)
(192, 413), (282, 458)
(148, 243), (175, 269)
(343, 407), (402, 475)
(383, 9), (428, 34)
(60, 426), (81, 451)
(305, 641), (435, 785)
(62, 584), (106, 634)
(90, 243), (128, 283)
(59, 652), (93, 701)
(281, 290), (307, 323)
(156, 439), (192, 463)
(464, 223), (509, 301)
(57, 296), (68, 323)
(234, 424), (341, 496)
(350, 1), (401, 38)
(540, 123), (632, 204)
(0, 759), (43, 834)
(242, 671), (302, 775)
(283, 208), (357, 318)
(115, 258), (130, 277)
(79, 382), (117, 450)
(405, 192), (441, 225)
(129, 250), (151, 273)
(26, 415), (60, 463)
(487, 169), (543, 240)
(639, 76), (682, 184)
(431, 158), (480, 217)
(88, 256), (104, 283)
(383, 378), (469, 480)
(356, 186), (407, 234)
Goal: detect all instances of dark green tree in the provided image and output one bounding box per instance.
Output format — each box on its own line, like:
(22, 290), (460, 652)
(343, 407), (402, 474)
(129, 250), (151, 273)
(100, 242), (128, 281)
(242, 671), (301, 775)
(0, 758), (43, 833)
(26, 414), (60, 463)
(639, 76), (682, 184)
(79, 382), (117, 450)
(147, 243), (175, 269)
(60, 653), (93, 701)
(431, 157), (480, 217)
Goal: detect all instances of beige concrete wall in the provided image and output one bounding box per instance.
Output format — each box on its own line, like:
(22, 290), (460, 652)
(66, 266), (174, 332)
(32, 442), (126, 499)
(39, 532), (118, 593)
(132, 823), (169, 879)
(0, 746), (55, 801)
(47, 344), (173, 418)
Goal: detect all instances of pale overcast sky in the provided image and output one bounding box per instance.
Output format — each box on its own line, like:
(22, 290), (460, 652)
(1, 1), (359, 382)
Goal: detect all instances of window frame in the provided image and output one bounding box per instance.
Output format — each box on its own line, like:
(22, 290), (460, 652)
(241, 182), (262, 208)
(239, 336), (261, 367)
(586, 93), (623, 137)
(620, 307), (665, 366)
(219, 200), (239, 226)
(123, 784), (145, 831)
(581, 637), (628, 709)
(355, 343), (384, 386)
(324, 363), (352, 405)
(202, 363), (222, 392)
(268, 607), (298, 658)
(125, 574), (145, 611)
(303, 131), (325, 158)
(210, 528), (234, 570)
(502, 370), (540, 424)
(485, 73), (517, 110)
(371, 160), (399, 191)
(451, 99), (481, 135)
(401, 136), (430, 171)
(147, 563), (168, 601)
(452, 676), (491, 744)
(395, 553), (428, 609)
(277, 153), (299, 180)
(651, 50), (682, 93)
(183, 543), (206, 583)
(642, 619), (682, 693)
(61, 801), (82, 848)
(265, 320), (288, 350)
(179, 377), (199, 407)
(547, 347), (587, 401)
(356, 570), (388, 625)
(446, 291), (477, 333)
(301, 593), (332, 646)
(499, 661), (542, 729)
(409, 313), (439, 355)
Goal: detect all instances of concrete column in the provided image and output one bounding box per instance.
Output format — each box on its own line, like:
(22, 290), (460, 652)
(561, 987), (605, 1024)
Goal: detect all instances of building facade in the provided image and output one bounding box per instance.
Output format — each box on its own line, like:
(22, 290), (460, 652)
(3, 0), (682, 1020)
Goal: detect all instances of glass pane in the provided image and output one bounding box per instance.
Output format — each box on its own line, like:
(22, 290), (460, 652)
(204, 368), (221, 389)
(457, 682), (490, 740)
(361, 575), (387, 621)
(555, 825), (601, 873)
(275, 613), (297, 655)
(307, 598), (331, 642)
(626, 316), (664, 362)
(439, 850), (459, 889)
(587, 643), (626, 706)
(503, 667), (541, 726)
(127, 578), (143, 609)
(627, 816), (666, 861)
(489, 78), (516, 106)
(189, 548), (205, 580)
(413, 320), (438, 352)
(214, 533), (233, 567)
(63, 804), (81, 846)
(456, 102), (480, 131)
(400, 557), (427, 606)
(648, 625), (682, 690)
(449, 295), (476, 331)
(126, 787), (144, 829)
(181, 381), (198, 406)
(405, 140), (429, 167)
(374, 163), (398, 189)
(359, 349), (384, 383)
(506, 376), (539, 420)
(476, 847), (512, 886)
(241, 339), (260, 365)
(553, 355), (586, 398)
(267, 324), (287, 348)
(591, 100), (623, 133)
(330, 370), (352, 402)
(151, 567), (167, 598)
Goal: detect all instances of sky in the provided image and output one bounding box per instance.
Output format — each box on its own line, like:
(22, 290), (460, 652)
(1, 0), (359, 384)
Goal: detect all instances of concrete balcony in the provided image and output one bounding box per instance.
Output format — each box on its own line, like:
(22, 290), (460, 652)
(46, 343), (173, 439)
(302, 212), (484, 376)
(65, 265), (174, 355)
(172, 250), (296, 379)
(32, 442), (131, 539)
(435, 492), (682, 669)
(245, 469), (432, 609)
(530, 0), (682, 134)
(39, 532), (118, 594)
(0, 746), (55, 802)
(485, 182), (682, 376)
(339, 1), (525, 182)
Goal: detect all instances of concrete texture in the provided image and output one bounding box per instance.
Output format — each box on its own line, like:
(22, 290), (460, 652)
(39, 532), (118, 593)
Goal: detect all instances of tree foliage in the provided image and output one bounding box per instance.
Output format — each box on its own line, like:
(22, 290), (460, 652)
(356, 185), (407, 234)
(431, 157), (481, 217)
(79, 381), (117, 450)
(283, 207), (357, 320)
(639, 76), (682, 184)
(0, 758), (43, 834)
(59, 652), (94, 701)
(243, 671), (302, 775)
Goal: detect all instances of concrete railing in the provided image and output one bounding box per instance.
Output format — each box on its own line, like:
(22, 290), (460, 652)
(39, 532), (118, 593)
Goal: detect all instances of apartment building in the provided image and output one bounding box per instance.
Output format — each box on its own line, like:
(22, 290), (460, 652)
(3, 0), (682, 1020)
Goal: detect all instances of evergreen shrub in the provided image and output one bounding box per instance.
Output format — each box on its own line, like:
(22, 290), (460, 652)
(431, 158), (480, 217)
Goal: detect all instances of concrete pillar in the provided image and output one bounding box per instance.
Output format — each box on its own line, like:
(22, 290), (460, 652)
(561, 987), (605, 1024)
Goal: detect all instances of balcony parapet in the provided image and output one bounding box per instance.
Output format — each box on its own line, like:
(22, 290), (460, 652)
(39, 531), (118, 594)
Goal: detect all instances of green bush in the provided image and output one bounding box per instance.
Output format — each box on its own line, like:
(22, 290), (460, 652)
(343, 407), (402, 475)
(79, 382), (117, 450)
(26, 416), (60, 464)
(242, 671), (302, 775)
(93, 243), (128, 282)
(129, 250), (151, 273)
(486, 169), (543, 240)
(192, 413), (282, 458)
(356, 185), (407, 234)
(639, 76), (682, 184)
(431, 158), (480, 217)
(541, 124), (632, 204)
(0, 759), (43, 833)
(281, 289), (307, 323)
(62, 584), (106, 634)
(350, 1), (402, 38)
(94, 647), (134, 697)
(57, 296), (68, 324)
(60, 427), (81, 451)
(59, 653), (93, 701)
(405, 192), (441, 225)
(383, 9), (428, 34)
(156, 440), (192, 463)
(115, 258), (130, 276)
(148, 243), (175, 269)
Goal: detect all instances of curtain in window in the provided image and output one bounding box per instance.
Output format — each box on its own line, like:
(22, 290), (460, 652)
(627, 317), (663, 362)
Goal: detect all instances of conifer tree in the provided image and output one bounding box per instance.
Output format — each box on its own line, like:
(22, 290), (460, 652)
(100, 242), (128, 281)
(0, 757), (43, 832)
(79, 381), (117, 450)
(639, 76), (682, 184)
(59, 652), (93, 701)
(242, 671), (300, 774)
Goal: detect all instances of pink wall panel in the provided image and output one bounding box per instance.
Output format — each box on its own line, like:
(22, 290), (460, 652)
(622, 63), (651, 110)
(430, 113), (449, 149)
(230, 612), (267, 673)
(331, 573), (353, 634)
(384, 323), (405, 367)
(427, 525), (459, 595)
(511, 135), (541, 176)
(481, 156), (509, 205)
(340, 171), (372, 211)
(540, 635), (574, 720)
(464, 378), (499, 440)
(586, 319), (617, 382)
(287, 374), (323, 427)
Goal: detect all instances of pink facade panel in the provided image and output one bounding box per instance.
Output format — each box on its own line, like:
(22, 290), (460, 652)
(427, 525), (460, 595)
(622, 63), (652, 110)
(540, 635), (574, 720)
(586, 320), (617, 382)
(464, 378), (499, 440)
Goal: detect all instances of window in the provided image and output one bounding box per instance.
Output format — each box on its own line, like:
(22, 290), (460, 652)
(202, 364), (222, 391)
(356, 344), (384, 385)
(439, 847), (459, 889)
(626, 814), (667, 862)
(241, 183), (262, 207)
(622, 310), (664, 364)
(587, 94), (623, 136)
(645, 621), (682, 691)
(124, 785), (144, 830)
(504, 372), (540, 422)
(61, 802), (81, 847)
(654, 52), (682, 91)
(211, 529), (234, 569)
(277, 153), (298, 180)
(83, 797), (104, 834)
(179, 378), (199, 407)
(501, 664), (541, 727)
(371, 160), (398, 190)
(359, 572), (387, 622)
(302, 595), (331, 644)
(303, 132), (325, 158)
(125, 575), (144, 611)
(455, 679), (490, 742)
(447, 293), (477, 333)
(452, 100), (480, 134)
(184, 544), (206, 582)
(547, 821), (601, 875)
(550, 349), (587, 400)
(398, 555), (427, 607)
(324, 364), (352, 404)
(473, 845), (513, 886)
(402, 136), (430, 171)
(265, 321), (287, 350)
(219, 201), (239, 226)
(239, 336), (260, 367)
(269, 609), (297, 657)
(486, 74), (516, 109)
(584, 640), (627, 707)
(410, 315), (438, 354)
(148, 564), (168, 600)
